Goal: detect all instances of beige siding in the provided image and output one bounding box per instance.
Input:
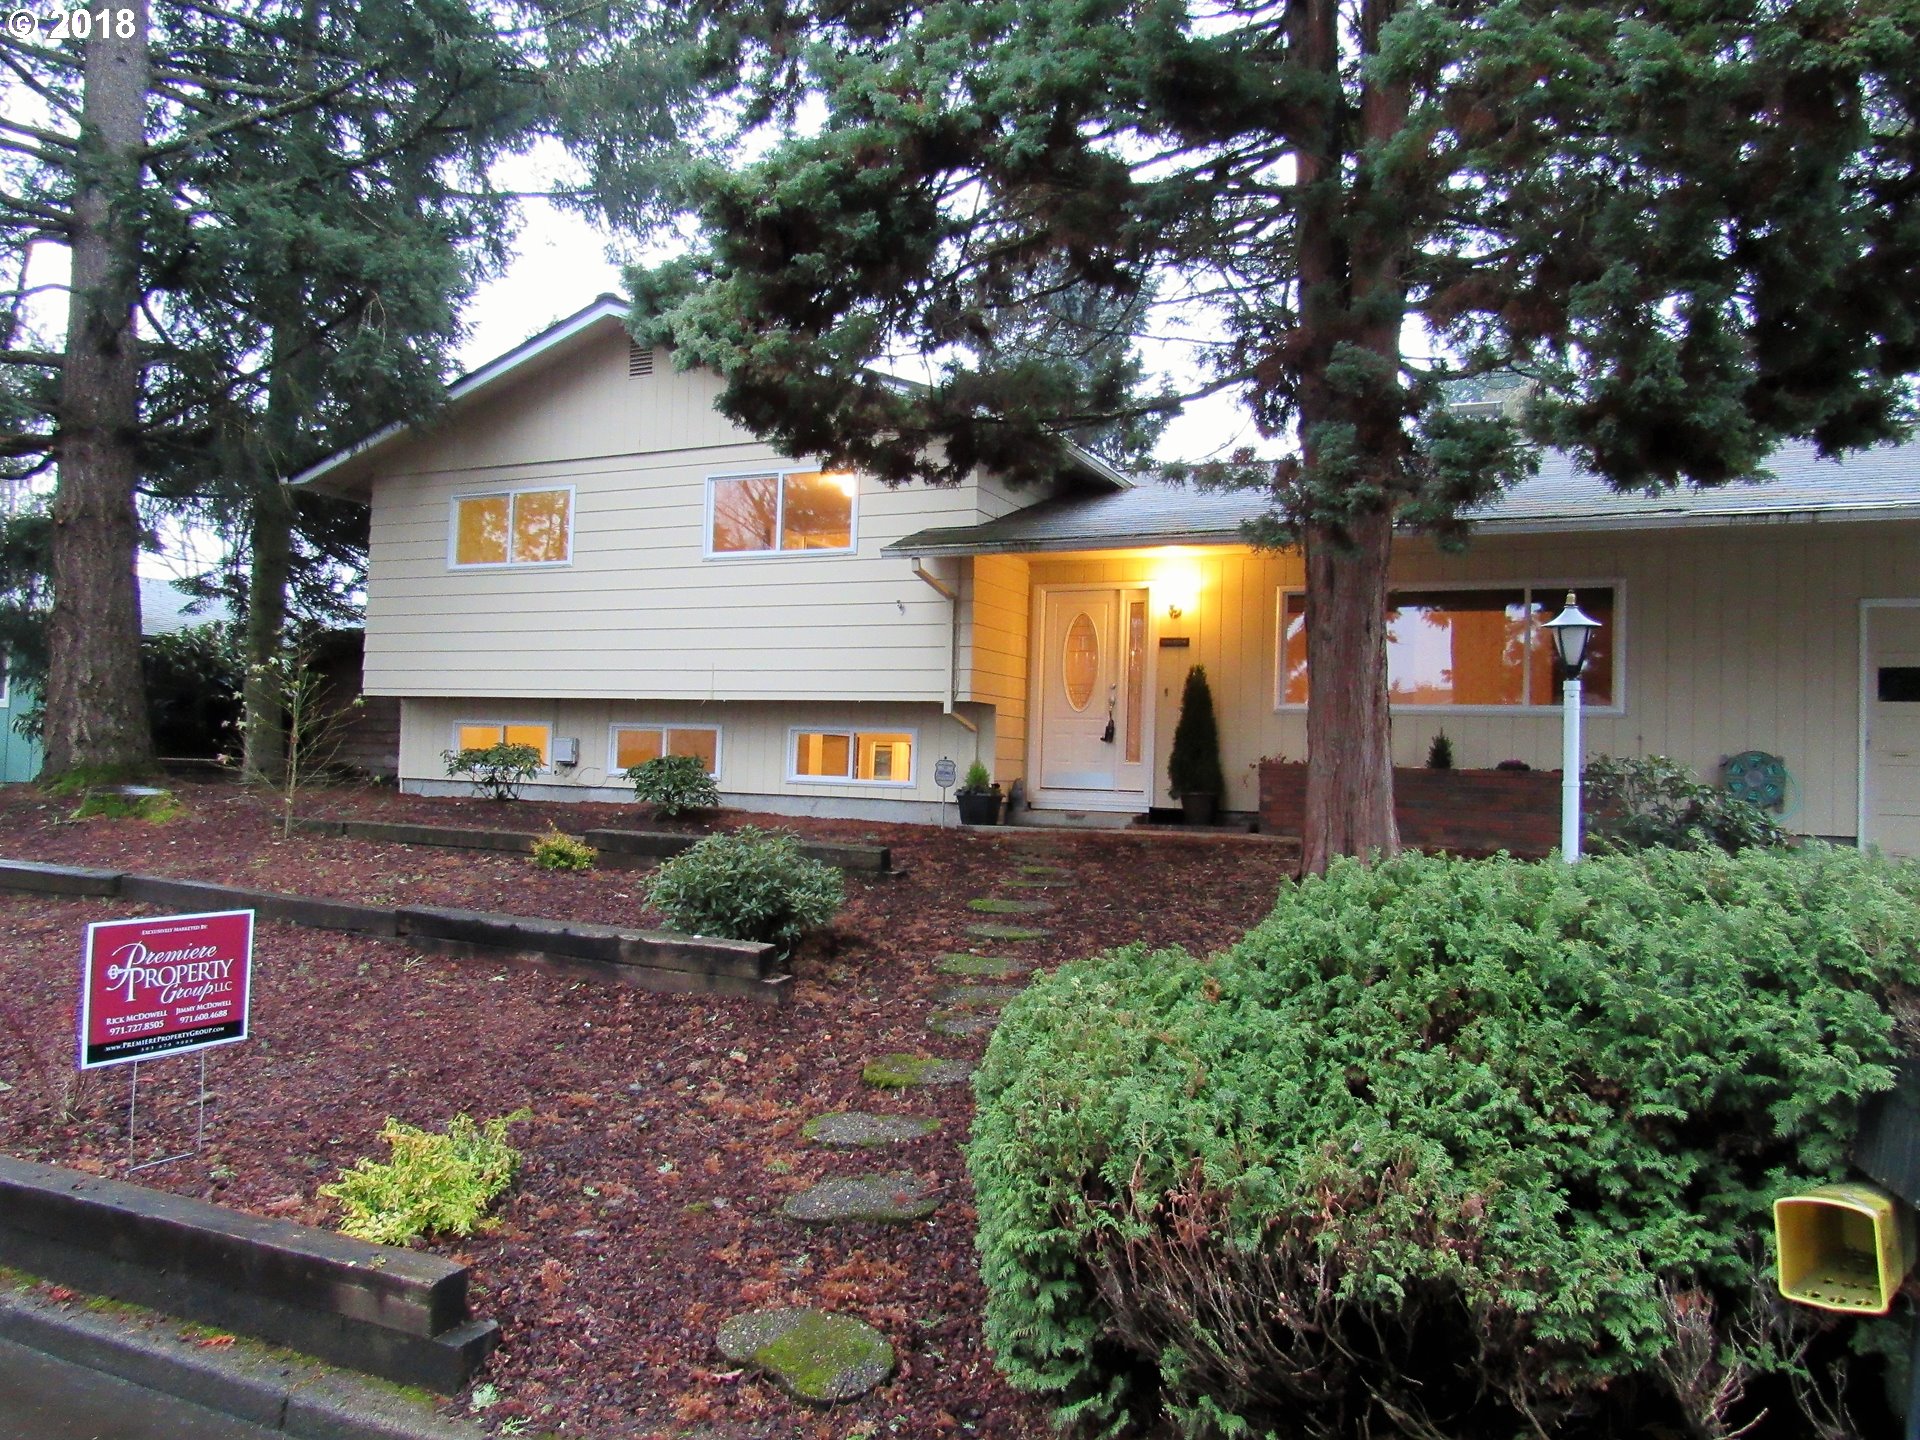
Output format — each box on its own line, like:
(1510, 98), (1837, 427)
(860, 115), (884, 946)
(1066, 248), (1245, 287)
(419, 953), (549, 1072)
(364, 327), (1006, 703)
(957, 554), (1032, 785)
(1027, 521), (1920, 836)
(401, 696), (997, 808)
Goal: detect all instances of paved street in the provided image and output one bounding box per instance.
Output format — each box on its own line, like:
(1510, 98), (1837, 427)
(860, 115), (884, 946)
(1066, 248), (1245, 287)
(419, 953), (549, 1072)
(0, 1337), (278, 1440)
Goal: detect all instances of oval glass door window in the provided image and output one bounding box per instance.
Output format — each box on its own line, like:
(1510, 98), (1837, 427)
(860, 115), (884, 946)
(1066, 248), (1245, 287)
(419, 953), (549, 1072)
(1063, 613), (1099, 710)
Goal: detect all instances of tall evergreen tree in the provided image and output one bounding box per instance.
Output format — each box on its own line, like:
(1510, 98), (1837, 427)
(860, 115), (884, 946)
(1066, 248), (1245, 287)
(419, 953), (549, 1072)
(0, 1), (552, 781)
(619, 0), (1920, 870)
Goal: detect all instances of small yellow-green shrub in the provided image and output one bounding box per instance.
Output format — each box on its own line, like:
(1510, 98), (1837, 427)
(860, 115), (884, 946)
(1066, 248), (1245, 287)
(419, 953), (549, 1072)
(320, 1110), (530, 1245)
(530, 829), (595, 871)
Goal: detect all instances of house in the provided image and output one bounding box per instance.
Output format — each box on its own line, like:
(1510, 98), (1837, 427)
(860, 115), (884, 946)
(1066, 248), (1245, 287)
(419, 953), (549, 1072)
(291, 295), (1920, 856)
(0, 577), (231, 783)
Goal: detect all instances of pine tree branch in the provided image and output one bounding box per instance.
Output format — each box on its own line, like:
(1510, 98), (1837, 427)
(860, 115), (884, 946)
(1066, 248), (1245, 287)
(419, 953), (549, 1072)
(0, 116), (76, 152)
(0, 48), (81, 121)
(141, 70), (375, 162)
(0, 352), (63, 367)
(0, 34), (84, 74)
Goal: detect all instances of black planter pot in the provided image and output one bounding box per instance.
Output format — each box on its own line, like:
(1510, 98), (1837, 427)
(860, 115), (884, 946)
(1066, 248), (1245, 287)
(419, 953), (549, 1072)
(957, 789), (1003, 825)
(1180, 792), (1218, 827)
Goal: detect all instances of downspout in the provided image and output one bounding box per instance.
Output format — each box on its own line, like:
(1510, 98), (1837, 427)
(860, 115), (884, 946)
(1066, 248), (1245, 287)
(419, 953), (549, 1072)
(911, 558), (979, 736)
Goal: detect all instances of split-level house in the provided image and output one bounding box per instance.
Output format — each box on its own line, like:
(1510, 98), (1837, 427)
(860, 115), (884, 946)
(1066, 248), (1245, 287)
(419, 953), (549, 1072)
(292, 296), (1920, 856)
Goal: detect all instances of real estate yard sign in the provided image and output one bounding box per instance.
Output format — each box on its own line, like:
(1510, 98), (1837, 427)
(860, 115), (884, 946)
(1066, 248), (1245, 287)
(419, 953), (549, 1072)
(79, 910), (254, 1069)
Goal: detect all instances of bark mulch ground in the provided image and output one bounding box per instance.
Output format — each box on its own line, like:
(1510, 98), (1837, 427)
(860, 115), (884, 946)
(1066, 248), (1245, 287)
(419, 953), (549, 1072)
(0, 781), (1296, 1439)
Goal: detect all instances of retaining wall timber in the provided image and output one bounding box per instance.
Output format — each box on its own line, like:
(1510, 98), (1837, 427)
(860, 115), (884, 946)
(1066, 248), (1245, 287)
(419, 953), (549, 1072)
(0, 860), (788, 1004)
(0, 1155), (495, 1393)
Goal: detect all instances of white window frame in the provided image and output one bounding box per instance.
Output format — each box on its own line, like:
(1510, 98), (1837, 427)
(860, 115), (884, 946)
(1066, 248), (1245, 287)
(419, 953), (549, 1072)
(0, 648), (9, 708)
(449, 720), (554, 771)
(607, 723), (724, 778)
(446, 484), (576, 570)
(703, 467), (859, 559)
(785, 726), (918, 787)
(1275, 578), (1627, 716)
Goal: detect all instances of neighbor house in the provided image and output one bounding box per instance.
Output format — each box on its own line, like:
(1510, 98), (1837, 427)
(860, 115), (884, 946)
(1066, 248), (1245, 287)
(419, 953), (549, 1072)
(291, 295), (1920, 856)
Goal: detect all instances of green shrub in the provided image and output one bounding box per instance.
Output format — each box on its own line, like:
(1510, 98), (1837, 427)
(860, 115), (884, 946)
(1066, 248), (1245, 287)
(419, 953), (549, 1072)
(961, 760), (993, 793)
(625, 753), (720, 817)
(442, 741), (541, 801)
(530, 829), (595, 871)
(1167, 664), (1224, 798)
(1426, 729), (1453, 769)
(645, 825), (843, 956)
(970, 846), (1920, 1438)
(1585, 752), (1789, 854)
(319, 1111), (529, 1246)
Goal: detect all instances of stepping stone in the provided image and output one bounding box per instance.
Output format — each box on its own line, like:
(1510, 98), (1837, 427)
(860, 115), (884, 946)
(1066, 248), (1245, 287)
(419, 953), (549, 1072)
(716, 1307), (895, 1403)
(1017, 864), (1072, 878)
(782, 1173), (938, 1224)
(968, 897), (1054, 915)
(933, 953), (1029, 978)
(802, 1111), (939, 1147)
(927, 1007), (996, 1038)
(1003, 877), (1073, 889)
(967, 923), (1051, 942)
(862, 1053), (972, 1087)
(933, 983), (1023, 1009)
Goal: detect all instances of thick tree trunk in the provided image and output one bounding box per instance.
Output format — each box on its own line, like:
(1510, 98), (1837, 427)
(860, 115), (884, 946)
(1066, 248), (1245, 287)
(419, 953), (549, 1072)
(241, 479), (294, 781)
(43, 0), (153, 782)
(1301, 511), (1400, 874)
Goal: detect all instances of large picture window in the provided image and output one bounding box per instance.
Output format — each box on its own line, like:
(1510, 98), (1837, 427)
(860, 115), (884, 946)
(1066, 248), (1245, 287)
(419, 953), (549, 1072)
(451, 487), (572, 567)
(708, 470), (856, 555)
(452, 721), (551, 766)
(610, 725), (721, 776)
(789, 729), (914, 785)
(1279, 584), (1617, 709)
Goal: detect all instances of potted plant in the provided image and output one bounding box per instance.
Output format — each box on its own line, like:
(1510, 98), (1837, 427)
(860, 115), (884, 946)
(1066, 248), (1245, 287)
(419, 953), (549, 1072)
(1168, 664), (1226, 825)
(956, 760), (1003, 825)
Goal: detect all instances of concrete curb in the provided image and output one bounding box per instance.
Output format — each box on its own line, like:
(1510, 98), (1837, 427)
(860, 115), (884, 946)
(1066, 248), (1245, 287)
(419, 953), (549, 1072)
(0, 1284), (486, 1440)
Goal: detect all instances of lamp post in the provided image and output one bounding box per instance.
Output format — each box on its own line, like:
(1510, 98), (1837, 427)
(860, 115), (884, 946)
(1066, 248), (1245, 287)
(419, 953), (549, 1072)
(1542, 592), (1602, 863)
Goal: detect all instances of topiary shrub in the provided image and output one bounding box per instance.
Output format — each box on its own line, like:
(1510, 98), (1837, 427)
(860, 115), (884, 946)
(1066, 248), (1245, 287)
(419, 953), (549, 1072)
(1167, 665), (1225, 799)
(442, 741), (541, 801)
(1585, 753), (1789, 854)
(319, 1110), (529, 1246)
(970, 846), (1920, 1439)
(626, 753), (720, 818)
(645, 825), (843, 957)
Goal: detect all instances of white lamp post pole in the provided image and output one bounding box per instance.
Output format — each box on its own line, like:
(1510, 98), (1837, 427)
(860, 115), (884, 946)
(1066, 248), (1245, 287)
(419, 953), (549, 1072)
(1542, 592), (1602, 866)
(1561, 674), (1583, 862)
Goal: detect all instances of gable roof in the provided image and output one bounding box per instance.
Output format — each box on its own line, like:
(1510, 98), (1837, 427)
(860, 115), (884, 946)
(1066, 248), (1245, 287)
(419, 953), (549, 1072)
(287, 295), (1135, 498)
(884, 438), (1920, 557)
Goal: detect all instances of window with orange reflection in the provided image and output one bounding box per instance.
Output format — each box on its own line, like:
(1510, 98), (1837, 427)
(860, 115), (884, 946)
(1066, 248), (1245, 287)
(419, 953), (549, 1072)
(452, 488), (569, 567)
(453, 722), (550, 765)
(791, 729), (914, 783)
(613, 725), (721, 776)
(1281, 586), (1616, 708)
(709, 470), (856, 554)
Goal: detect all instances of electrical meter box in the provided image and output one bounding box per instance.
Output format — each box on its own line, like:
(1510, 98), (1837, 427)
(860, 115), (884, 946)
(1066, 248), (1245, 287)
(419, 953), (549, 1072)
(1774, 1182), (1913, 1315)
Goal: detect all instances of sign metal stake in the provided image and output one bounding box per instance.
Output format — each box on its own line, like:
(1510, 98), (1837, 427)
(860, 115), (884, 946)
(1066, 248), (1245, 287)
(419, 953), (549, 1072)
(126, 1050), (210, 1172)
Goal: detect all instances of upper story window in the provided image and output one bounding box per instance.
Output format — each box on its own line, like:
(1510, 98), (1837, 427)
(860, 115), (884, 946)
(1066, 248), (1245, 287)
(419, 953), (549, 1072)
(707, 469), (856, 556)
(450, 487), (572, 568)
(1279, 583), (1619, 710)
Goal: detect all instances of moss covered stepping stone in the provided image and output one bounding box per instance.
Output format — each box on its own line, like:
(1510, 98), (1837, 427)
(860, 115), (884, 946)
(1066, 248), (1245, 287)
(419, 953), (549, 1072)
(716, 1308), (895, 1403)
(968, 896), (1054, 915)
(863, 1053), (972, 1087)
(1003, 876), (1074, 889)
(802, 1111), (940, 1147)
(967, 922), (1051, 942)
(927, 1007), (997, 1037)
(933, 953), (1029, 979)
(782, 1172), (938, 1224)
(933, 983), (1024, 1009)
(1016, 864), (1073, 878)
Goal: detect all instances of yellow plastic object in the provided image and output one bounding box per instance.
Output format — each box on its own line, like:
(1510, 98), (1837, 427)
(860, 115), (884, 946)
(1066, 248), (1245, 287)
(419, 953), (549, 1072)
(1774, 1182), (1914, 1314)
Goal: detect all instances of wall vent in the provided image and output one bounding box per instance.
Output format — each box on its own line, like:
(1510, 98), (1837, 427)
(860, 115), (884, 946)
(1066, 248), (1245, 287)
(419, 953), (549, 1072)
(627, 341), (655, 378)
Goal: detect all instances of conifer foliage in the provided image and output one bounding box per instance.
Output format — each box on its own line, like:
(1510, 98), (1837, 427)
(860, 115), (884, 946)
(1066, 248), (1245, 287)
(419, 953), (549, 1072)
(621, 0), (1920, 870)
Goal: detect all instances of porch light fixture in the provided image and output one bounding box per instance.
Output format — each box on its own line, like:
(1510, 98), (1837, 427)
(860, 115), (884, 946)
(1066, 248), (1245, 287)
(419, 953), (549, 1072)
(1541, 592), (1602, 863)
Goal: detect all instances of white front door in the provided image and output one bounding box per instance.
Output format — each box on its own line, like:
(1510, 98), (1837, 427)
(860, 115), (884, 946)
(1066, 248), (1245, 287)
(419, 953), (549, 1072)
(1034, 587), (1150, 807)
(1865, 606), (1920, 857)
